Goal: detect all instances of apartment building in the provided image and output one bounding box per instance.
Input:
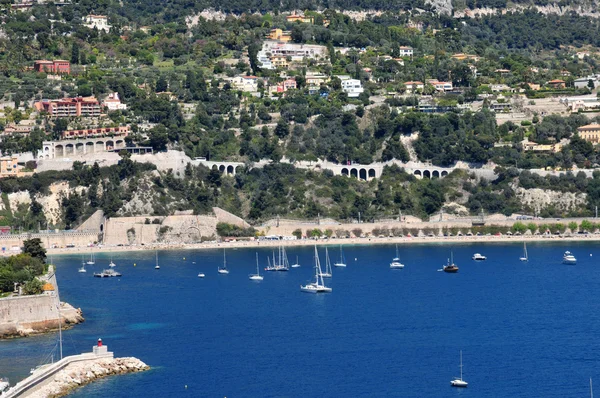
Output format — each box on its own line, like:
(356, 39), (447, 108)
(257, 41), (328, 70)
(339, 77), (364, 98)
(577, 123), (600, 144)
(34, 97), (102, 117)
(84, 15), (111, 32)
(61, 126), (130, 140)
(33, 60), (70, 74)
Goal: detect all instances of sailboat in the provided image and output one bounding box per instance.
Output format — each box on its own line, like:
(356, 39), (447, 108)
(109, 255), (116, 268)
(300, 246), (332, 293)
(520, 242), (528, 262)
(218, 250), (229, 274)
(86, 251), (95, 265)
(390, 244), (404, 269)
(450, 350), (468, 388)
(443, 251), (459, 273)
(264, 245), (290, 271)
(319, 247), (333, 278)
(334, 245), (347, 267)
(291, 255), (301, 268)
(78, 263), (86, 273)
(249, 253), (264, 281)
(154, 251), (160, 269)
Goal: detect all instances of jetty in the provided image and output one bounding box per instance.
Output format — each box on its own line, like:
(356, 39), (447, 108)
(2, 339), (148, 397)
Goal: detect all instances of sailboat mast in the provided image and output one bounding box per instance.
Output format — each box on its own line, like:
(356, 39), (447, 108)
(459, 350), (463, 381)
(591, 377), (594, 398)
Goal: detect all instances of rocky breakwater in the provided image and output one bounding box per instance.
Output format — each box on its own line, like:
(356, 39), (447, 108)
(27, 357), (149, 398)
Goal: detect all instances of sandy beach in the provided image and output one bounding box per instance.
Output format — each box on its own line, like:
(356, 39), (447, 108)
(43, 233), (600, 257)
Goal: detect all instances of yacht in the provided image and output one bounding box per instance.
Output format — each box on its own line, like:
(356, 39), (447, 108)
(0, 378), (9, 393)
(197, 273), (205, 278)
(265, 246), (290, 271)
(218, 250), (229, 274)
(443, 252), (459, 273)
(520, 242), (528, 262)
(93, 269), (122, 278)
(318, 247), (333, 278)
(563, 251), (577, 264)
(390, 244), (404, 269)
(450, 350), (468, 388)
(249, 253), (264, 281)
(472, 253), (486, 261)
(334, 245), (347, 267)
(300, 246), (332, 293)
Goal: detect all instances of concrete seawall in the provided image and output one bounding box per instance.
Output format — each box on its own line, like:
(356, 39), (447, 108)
(0, 271), (83, 338)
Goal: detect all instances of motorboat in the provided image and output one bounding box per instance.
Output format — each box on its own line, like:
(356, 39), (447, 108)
(472, 253), (486, 261)
(218, 250), (229, 274)
(249, 253), (264, 281)
(443, 251), (459, 273)
(301, 246), (332, 293)
(93, 269), (122, 278)
(334, 245), (347, 267)
(390, 244), (404, 269)
(563, 251), (577, 264)
(197, 273), (205, 278)
(450, 350), (468, 388)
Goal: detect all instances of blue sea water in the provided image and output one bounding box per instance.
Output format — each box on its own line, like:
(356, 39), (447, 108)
(1, 241), (600, 397)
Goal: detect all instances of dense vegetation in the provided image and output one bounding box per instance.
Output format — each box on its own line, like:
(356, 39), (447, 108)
(0, 239), (47, 294)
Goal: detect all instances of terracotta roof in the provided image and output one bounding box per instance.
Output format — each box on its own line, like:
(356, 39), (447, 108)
(42, 282), (55, 291)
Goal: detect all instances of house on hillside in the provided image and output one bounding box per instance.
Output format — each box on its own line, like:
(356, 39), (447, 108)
(577, 124), (600, 144)
(547, 79), (566, 89)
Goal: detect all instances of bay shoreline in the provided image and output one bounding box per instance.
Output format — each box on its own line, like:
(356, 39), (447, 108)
(42, 234), (600, 257)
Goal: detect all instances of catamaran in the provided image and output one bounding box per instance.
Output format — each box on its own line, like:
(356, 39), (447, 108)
(334, 245), (347, 267)
(390, 244), (404, 269)
(319, 247), (333, 278)
(249, 253), (264, 281)
(450, 350), (468, 387)
(264, 245), (290, 271)
(520, 242), (528, 262)
(300, 246), (332, 293)
(218, 250), (229, 274)
(86, 252), (95, 265)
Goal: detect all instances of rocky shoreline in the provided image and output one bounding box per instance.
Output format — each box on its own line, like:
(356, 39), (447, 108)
(28, 357), (149, 398)
(0, 301), (84, 339)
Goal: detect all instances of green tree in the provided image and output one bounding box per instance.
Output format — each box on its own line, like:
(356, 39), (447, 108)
(568, 221), (578, 232)
(22, 238), (46, 263)
(512, 222), (527, 234)
(292, 229), (302, 239)
(580, 219), (594, 231)
(71, 42), (80, 64)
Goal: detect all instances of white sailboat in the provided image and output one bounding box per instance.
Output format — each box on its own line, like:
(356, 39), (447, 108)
(154, 251), (160, 269)
(109, 255), (116, 268)
(300, 246), (332, 293)
(86, 251), (95, 265)
(291, 255), (301, 268)
(334, 245), (347, 267)
(520, 242), (528, 262)
(450, 350), (468, 388)
(390, 244), (404, 269)
(218, 250), (229, 274)
(319, 247), (333, 278)
(78, 263), (86, 273)
(249, 253), (264, 281)
(265, 245), (290, 271)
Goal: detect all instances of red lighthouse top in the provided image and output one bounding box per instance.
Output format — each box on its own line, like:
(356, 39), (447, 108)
(97, 338), (103, 347)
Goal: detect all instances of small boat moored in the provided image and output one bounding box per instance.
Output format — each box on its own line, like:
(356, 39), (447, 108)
(390, 244), (404, 269)
(563, 251), (577, 264)
(472, 253), (487, 261)
(197, 273), (205, 278)
(450, 350), (468, 388)
(443, 252), (459, 273)
(93, 269), (122, 278)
